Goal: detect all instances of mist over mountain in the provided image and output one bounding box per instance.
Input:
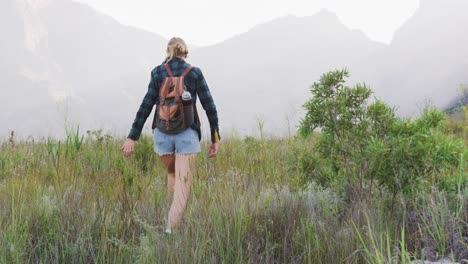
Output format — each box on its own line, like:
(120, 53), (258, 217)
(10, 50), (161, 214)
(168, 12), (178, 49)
(370, 0), (468, 115)
(1, 0), (166, 137)
(190, 9), (385, 135)
(1, 0), (56, 136)
(1, 0), (466, 139)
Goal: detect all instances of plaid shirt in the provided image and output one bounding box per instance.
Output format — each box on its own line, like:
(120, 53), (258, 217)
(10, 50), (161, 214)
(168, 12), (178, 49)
(128, 58), (220, 143)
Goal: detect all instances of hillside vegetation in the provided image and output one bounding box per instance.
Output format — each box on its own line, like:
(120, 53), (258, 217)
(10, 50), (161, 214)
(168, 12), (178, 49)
(0, 70), (466, 263)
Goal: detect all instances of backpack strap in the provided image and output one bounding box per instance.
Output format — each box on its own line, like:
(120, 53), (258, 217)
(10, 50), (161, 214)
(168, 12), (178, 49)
(161, 64), (192, 101)
(164, 64), (174, 78)
(159, 78), (172, 105)
(181, 66), (193, 77)
(165, 64), (192, 78)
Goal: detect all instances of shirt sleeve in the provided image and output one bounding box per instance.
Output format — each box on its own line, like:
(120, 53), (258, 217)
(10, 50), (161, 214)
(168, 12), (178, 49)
(196, 68), (220, 143)
(127, 71), (158, 140)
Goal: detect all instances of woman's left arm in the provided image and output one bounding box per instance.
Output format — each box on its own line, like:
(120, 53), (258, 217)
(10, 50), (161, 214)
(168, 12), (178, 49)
(128, 71), (159, 141)
(122, 71), (158, 157)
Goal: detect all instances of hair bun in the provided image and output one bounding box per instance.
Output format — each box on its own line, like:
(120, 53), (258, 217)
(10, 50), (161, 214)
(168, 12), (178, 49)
(164, 37), (189, 63)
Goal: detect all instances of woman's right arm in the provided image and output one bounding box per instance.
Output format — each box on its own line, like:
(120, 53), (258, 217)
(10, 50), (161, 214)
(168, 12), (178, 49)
(122, 71), (159, 157)
(195, 67), (220, 158)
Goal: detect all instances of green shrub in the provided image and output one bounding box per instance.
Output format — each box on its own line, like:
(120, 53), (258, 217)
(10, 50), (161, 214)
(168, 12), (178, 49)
(298, 69), (465, 201)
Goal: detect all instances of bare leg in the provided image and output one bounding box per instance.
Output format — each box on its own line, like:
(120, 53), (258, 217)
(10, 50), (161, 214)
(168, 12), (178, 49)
(159, 155), (176, 201)
(167, 153), (197, 229)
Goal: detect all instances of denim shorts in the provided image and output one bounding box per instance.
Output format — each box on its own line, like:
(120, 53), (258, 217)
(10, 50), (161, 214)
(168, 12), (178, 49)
(153, 128), (201, 155)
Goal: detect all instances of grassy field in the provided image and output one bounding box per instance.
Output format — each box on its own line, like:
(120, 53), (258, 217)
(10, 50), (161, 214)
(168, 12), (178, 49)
(0, 125), (466, 263)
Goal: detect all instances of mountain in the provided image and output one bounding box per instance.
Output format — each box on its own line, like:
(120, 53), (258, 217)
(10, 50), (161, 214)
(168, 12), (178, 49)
(190, 10), (385, 135)
(0, 0), (55, 135)
(1, 0), (167, 137)
(2, 0), (467, 139)
(370, 0), (468, 115)
(190, 1), (468, 134)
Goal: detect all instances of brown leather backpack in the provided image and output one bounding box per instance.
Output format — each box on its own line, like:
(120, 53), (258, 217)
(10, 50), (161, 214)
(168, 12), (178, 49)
(151, 64), (196, 134)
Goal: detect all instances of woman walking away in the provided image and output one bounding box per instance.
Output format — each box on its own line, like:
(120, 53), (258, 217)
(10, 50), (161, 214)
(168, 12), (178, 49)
(121, 37), (220, 234)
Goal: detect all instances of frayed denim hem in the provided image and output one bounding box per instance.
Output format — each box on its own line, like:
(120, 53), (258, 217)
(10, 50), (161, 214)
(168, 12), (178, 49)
(155, 151), (200, 157)
(156, 152), (174, 156)
(175, 152), (200, 156)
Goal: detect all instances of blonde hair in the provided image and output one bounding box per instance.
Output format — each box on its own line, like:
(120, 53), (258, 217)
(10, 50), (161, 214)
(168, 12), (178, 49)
(163, 37), (189, 64)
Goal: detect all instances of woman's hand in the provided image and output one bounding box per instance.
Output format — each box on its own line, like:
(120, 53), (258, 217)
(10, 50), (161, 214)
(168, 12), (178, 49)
(208, 142), (219, 158)
(121, 138), (136, 158)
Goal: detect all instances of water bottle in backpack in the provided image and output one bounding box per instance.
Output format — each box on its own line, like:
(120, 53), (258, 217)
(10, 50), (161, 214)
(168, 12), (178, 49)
(181, 90), (194, 127)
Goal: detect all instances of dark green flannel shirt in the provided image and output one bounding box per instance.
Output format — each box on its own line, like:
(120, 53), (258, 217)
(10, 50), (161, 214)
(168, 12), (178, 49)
(128, 58), (220, 143)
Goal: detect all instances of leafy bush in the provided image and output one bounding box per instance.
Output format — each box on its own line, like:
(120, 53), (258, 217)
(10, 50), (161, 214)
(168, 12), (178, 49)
(298, 69), (464, 201)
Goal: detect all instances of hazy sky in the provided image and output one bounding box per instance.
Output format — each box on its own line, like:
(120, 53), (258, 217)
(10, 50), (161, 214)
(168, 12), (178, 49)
(77, 0), (419, 46)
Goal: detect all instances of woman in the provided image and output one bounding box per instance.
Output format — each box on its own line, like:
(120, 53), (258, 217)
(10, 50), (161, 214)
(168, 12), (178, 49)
(121, 37), (220, 234)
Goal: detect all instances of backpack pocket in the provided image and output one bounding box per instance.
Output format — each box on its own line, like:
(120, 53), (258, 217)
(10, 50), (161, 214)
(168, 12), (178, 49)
(183, 104), (194, 128)
(155, 103), (186, 134)
(159, 105), (179, 121)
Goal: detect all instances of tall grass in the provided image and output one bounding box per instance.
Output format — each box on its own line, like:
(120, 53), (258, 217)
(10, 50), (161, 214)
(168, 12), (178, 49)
(0, 127), (466, 263)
